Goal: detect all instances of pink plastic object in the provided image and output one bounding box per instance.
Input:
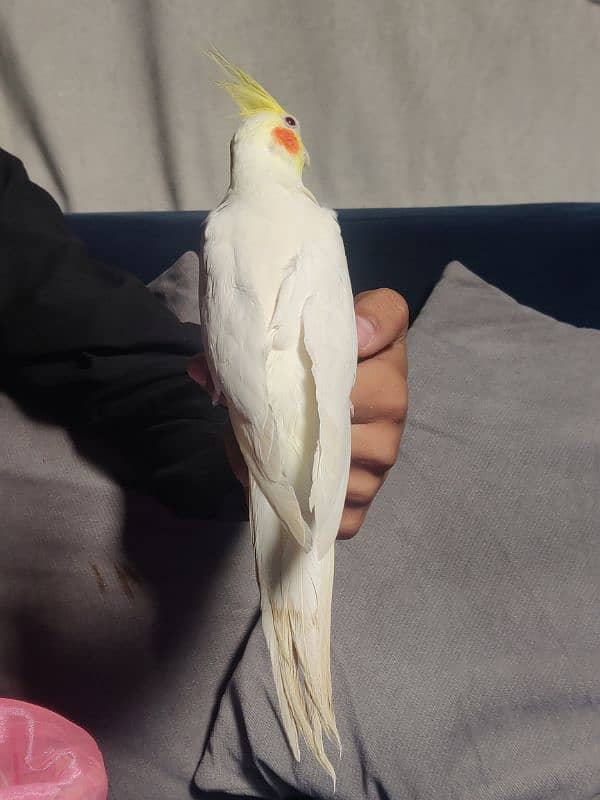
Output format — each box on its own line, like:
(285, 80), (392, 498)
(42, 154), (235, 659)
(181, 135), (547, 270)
(0, 699), (108, 800)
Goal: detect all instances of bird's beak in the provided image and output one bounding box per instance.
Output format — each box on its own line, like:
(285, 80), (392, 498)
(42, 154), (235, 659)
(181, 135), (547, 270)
(303, 148), (311, 168)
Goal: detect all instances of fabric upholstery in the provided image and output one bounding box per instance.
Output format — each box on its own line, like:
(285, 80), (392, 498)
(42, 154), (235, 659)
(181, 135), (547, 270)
(147, 250), (201, 325)
(65, 205), (600, 330)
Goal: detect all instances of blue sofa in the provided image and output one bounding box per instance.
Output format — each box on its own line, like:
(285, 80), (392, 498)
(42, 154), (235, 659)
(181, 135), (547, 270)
(66, 204), (600, 329)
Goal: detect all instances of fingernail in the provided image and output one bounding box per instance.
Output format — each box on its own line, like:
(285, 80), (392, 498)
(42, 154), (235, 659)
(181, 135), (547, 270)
(356, 315), (376, 349)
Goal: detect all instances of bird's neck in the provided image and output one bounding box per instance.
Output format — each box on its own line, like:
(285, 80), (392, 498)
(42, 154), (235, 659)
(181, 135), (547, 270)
(229, 142), (304, 197)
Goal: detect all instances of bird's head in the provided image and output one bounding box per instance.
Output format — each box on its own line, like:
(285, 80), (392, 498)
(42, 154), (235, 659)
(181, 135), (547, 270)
(208, 49), (310, 191)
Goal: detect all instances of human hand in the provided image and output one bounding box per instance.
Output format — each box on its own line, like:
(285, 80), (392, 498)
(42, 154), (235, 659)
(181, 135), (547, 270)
(187, 288), (409, 539)
(340, 288), (408, 539)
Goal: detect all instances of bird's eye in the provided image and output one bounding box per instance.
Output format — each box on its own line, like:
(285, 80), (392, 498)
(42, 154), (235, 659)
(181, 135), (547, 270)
(284, 116), (297, 128)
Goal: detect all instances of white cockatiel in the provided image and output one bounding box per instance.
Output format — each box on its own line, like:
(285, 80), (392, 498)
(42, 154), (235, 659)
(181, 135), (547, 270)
(200, 50), (357, 783)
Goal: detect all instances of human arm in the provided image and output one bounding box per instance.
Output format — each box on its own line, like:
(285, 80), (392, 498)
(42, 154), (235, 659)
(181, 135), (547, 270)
(0, 148), (240, 517)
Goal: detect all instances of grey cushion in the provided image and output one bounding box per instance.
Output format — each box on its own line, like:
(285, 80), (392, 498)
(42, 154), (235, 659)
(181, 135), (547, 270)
(194, 261), (600, 799)
(147, 250), (201, 325)
(0, 255), (258, 799)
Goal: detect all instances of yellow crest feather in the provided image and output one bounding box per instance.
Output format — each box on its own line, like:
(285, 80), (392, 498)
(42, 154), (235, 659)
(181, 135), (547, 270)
(207, 47), (286, 118)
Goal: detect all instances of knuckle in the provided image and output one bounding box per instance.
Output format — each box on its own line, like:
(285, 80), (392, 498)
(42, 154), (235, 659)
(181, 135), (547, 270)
(378, 450), (397, 472)
(379, 433), (401, 471)
(346, 466), (382, 506)
(374, 372), (407, 423)
(351, 421), (401, 473)
(338, 506), (366, 540)
(346, 489), (371, 506)
(389, 389), (408, 423)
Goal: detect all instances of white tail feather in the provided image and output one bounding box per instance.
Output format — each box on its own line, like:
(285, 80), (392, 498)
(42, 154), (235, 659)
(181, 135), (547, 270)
(250, 474), (340, 786)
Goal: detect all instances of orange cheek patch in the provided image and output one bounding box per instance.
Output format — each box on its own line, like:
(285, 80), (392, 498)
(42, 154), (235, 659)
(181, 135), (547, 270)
(272, 126), (300, 155)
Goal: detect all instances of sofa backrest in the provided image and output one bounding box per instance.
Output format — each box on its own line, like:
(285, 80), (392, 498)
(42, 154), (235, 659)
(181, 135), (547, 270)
(65, 205), (600, 328)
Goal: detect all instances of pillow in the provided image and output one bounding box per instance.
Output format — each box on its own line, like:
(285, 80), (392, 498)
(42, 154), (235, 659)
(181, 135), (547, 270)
(194, 261), (600, 799)
(0, 252), (258, 799)
(147, 250), (201, 325)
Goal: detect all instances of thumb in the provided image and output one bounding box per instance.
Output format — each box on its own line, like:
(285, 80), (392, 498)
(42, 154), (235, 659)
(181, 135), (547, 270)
(354, 288), (409, 359)
(355, 314), (376, 353)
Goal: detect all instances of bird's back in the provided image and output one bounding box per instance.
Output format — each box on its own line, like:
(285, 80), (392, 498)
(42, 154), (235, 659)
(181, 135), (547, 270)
(201, 186), (355, 782)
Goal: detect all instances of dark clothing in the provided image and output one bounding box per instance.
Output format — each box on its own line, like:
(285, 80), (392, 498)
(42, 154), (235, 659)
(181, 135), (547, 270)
(0, 147), (239, 517)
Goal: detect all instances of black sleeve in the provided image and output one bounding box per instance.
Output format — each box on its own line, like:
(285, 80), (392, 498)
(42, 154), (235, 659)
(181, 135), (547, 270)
(0, 147), (242, 518)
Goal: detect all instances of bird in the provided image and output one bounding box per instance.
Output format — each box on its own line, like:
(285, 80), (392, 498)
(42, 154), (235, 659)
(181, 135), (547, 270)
(199, 48), (357, 784)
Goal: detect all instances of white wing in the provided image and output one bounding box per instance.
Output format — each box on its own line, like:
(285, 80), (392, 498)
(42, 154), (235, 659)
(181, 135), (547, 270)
(201, 204), (356, 556)
(260, 206), (358, 558)
(298, 212), (357, 559)
(200, 208), (312, 550)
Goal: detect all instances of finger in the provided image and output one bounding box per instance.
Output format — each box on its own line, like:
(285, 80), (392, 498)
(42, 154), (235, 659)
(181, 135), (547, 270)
(338, 505), (369, 540)
(354, 288), (409, 359)
(187, 352), (211, 388)
(350, 356), (408, 424)
(350, 420), (403, 474)
(187, 353), (228, 407)
(345, 465), (385, 507)
(224, 419), (249, 488)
